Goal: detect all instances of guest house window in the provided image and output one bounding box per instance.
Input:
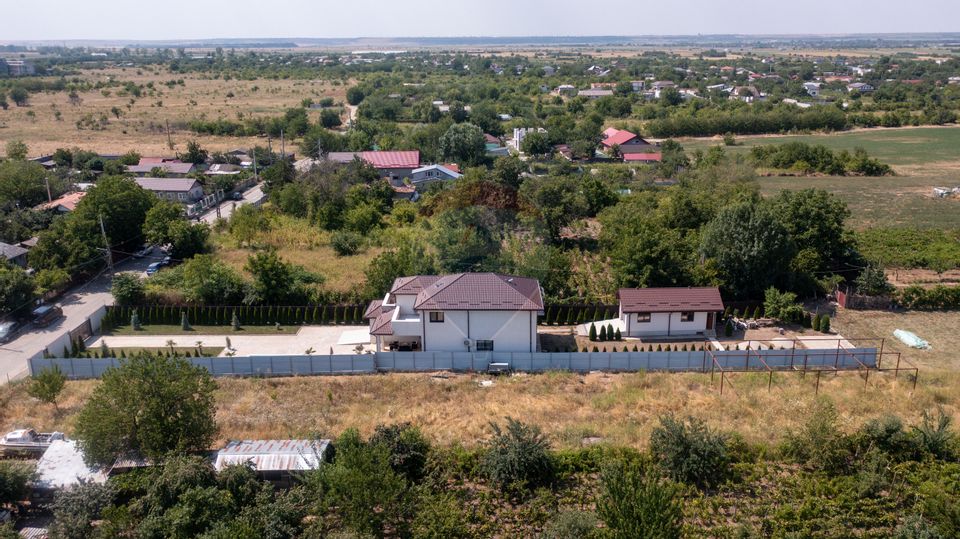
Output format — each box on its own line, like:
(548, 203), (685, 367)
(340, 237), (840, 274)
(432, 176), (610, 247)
(637, 312), (652, 323)
(680, 312), (695, 322)
(475, 340), (494, 351)
(429, 312), (444, 323)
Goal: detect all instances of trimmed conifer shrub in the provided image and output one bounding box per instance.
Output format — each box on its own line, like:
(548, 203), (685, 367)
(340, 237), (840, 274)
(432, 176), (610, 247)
(614, 328), (622, 341)
(589, 323), (597, 341)
(599, 325), (608, 341)
(820, 315), (831, 333)
(812, 314), (822, 332)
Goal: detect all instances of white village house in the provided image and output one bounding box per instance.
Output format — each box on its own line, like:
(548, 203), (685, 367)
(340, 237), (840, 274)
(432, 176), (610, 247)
(364, 273), (544, 353)
(617, 287), (724, 338)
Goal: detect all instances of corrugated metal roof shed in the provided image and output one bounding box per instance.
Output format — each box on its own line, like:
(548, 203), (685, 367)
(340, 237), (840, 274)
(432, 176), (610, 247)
(214, 439), (329, 472)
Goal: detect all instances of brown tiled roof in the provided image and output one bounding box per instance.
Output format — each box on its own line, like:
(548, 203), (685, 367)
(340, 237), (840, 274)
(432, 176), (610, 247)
(390, 276), (441, 296)
(369, 308), (396, 336)
(363, 300), (384, 320)
(618, 287), (724, 313)
(414, 273), (544, 311)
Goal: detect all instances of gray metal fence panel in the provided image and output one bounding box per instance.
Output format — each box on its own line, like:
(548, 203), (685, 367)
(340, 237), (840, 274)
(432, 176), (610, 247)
(30, 347), (878, 380)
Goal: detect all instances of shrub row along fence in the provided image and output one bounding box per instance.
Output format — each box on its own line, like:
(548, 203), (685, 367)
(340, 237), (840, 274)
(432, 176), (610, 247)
(30, 347), (879, 380)
(104, 304), (621, 329)
(103, 304), (368, 328)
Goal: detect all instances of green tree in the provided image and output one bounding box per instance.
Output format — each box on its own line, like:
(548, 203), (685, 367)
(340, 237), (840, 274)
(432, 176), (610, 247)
(49, 481), (116, 539)
(245, 250), (320, 305)
(650, 415), (729, 489)
(519, 176), (587, 243)
(319, 108), (342, 128)
(9, 87), (29, 107)
(519, 130), (551, 156)
(0, 159), (51, 208)
(855, 264), (894, 296)
(0, 461), (32, 506)
(438, 122), (486, 166)
(110, 272), (145, 306)
(305, 429), (412, 537)
(363, 239), (435, 298)
(0, 262), (36, 317)
(430, 207), (501, 272)
(491, 154), (527, 189)
(701, 201), (796, 299)
(763, 287), (804, 323)
(74, 354), (218, 465)
(596, 459), (683, 539)
(5, 140), (28, 160)
(27, 365), (67, 410)
(179, 140), (208, 165)
(346, 86), (365, 106)
(481, 417), (554, 493)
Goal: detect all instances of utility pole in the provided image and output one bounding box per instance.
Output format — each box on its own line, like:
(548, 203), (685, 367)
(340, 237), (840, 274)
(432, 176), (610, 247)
(44, 177), (52, 203)
(98, 213), (114, 273)
(165, 120), (173, 150)
(280, 129), (285, 161)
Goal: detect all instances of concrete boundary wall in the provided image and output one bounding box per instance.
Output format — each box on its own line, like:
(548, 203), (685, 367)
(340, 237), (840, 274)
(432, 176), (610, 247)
(30, 347), (878, 380)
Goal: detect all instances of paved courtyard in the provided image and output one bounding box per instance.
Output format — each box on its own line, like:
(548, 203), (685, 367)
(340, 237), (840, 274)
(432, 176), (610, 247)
(88, 326), (371, 356)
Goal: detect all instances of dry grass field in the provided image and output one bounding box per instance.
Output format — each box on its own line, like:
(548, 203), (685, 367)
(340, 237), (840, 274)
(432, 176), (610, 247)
(0, 67), (349, 157)
(1, 309), (955, 451)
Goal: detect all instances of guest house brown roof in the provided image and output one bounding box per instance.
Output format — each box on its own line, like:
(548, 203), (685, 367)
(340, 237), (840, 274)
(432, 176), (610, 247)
(617, 287), (724, 313)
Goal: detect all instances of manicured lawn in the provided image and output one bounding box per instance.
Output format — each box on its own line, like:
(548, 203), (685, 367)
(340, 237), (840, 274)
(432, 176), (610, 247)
(105, 324), (300, 336)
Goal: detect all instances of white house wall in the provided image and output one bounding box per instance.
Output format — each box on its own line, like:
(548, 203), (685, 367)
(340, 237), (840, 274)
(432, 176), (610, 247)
(624, 311), (710, 337)
(423, 310), (536, 352)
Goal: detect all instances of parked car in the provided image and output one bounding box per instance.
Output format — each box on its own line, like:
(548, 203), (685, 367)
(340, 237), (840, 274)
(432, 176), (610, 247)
(31, 305), (63, 327)
(146, 262), (162, 276)
(232, 191), (244, 201)
(134, 245), (153, 259)
(0, 321), (20, 343)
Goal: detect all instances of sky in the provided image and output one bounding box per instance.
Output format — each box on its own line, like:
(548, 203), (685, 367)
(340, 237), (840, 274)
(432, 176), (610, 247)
(6, 0), (960, 41)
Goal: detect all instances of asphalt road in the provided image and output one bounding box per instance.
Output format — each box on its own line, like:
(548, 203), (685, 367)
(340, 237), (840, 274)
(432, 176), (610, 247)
(0, 256), (156, 384)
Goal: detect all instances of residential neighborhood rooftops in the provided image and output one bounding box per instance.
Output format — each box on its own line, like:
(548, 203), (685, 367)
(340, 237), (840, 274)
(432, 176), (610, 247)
(618, 287), (724, 313)
(134, 177), (202, 192)
(413, 273), (544, 311)
(214, 439), (329, 472)
(34, 191), (86, 212)
(325, 151), (420, 170)
(127, 162), (196, 175)
(601, 128), (641, 148)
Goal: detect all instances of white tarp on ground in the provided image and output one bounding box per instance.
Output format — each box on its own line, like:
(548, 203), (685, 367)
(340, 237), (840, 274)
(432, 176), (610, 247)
(337, 329), (371, 345)
(894, 329), (930, 349)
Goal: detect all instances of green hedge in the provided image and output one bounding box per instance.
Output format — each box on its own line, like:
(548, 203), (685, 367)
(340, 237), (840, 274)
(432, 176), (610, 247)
(103, 304), (366, 328)
(898, 285), (960, 310)
(104, 303), (618, 329)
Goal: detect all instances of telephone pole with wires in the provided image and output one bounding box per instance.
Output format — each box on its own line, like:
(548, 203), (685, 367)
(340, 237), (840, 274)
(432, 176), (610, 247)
(98, 213), (114, 273)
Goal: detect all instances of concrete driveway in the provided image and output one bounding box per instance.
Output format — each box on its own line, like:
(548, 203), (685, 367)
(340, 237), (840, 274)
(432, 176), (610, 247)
(89, 325), (371, 357)
(0, 256), (156, 383)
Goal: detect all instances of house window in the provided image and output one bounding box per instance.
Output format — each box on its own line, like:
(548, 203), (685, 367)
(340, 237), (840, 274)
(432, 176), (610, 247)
(680, 312), (695, 322)
(475, 340), (494, 351)
(178, 192), (186, 201)
(429, 311), (444, 323)
(636, 312), (652, 323)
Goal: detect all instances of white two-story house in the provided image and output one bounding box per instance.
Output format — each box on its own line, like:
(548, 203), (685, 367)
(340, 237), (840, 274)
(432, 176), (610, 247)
(364, 273), (544, 353)
(618, 287), (724, 338)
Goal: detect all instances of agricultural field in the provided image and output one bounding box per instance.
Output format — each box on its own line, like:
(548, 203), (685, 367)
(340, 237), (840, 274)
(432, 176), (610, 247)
(0, 67), (349, 156)
(683, 126), (960, 228)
